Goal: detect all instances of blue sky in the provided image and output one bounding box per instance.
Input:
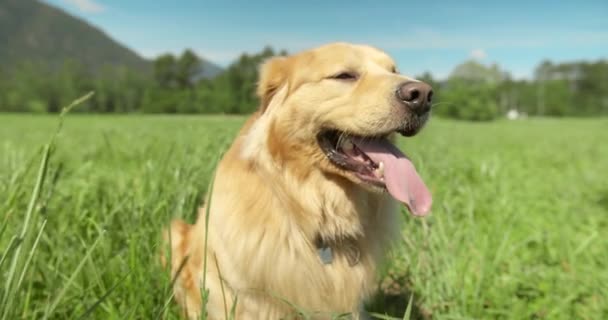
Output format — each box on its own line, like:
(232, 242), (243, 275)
(44, 0), (608, 79)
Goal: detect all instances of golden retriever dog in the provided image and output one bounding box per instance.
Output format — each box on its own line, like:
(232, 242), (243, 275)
(164, 42), (433, 319)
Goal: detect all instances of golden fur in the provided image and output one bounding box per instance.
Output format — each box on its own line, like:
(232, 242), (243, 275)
(163, 42), (426, 319)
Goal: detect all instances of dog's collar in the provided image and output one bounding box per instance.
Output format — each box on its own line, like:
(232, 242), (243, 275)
(315, 237), (360, 267)
(317, 245), (334, 265)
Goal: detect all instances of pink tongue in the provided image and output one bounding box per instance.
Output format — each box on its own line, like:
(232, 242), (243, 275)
(351, 138), (432, 216)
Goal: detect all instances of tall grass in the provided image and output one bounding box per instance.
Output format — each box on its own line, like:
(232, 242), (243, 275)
(1, 93), (95, 319)
(1, 110), (606, 319)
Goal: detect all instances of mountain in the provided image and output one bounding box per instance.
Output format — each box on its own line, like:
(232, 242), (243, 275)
(0, 0), (223, 78)
(196, 61), (224, 79)
(0, 0), (149, 71)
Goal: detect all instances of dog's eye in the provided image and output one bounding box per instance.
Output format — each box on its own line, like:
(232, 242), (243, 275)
(330, 72), (358, 81)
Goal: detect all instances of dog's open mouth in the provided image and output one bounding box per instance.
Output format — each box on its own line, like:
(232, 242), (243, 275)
(318, 130), (432, 216)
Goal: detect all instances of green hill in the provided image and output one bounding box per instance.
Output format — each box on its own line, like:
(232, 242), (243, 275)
(0, 0), (223, 77)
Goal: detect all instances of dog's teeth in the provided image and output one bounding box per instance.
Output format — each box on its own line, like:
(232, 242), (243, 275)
(342, 139), (354, 151)
(374, 161), (385, 178)
(373, 170), (382, 179)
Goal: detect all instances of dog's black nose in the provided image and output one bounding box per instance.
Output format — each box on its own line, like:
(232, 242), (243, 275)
(396, 82), (433, 115)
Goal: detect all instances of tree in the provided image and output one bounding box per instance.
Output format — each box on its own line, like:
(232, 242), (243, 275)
(154, 54), (177, 88)
(433, 61), (506, 121)
(197, 46), (280, 114)
(450, 60), (506, 84)
(176, 49), (202, 89)
(437, 79), (500, 121)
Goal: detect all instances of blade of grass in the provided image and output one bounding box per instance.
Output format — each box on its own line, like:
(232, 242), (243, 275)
(15, 219), (48, 297)
(228, 295), (238, 320)
(3, 151), (38, 213)
(0, 236), (20, 271)
(214, 253), (229, 320)
(198, 154), (222, 320)
(76, 270), (131, 320)
(368, 313), (401, 320)
(331, 312), (352, 319)
(0, 211), (11, 241)
(155, 255), (190, 319)
(267, 292), (311, 319)
(43, 230), (105, 319)
(403, 294), (413, 320)
(201, 171), (216, 293)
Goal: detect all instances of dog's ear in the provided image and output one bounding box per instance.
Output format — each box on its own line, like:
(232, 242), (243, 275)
(257, 56), (290, 112)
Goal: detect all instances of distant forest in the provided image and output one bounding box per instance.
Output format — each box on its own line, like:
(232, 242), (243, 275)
(0, 47), (607, 120)
(1, 0), (606, 120)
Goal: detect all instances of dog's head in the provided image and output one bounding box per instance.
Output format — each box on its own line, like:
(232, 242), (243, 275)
(245, 42), (432, 216)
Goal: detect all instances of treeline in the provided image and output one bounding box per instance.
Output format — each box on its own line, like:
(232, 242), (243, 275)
(422, 59), (608, 120)
(0, 47), (281, 114)
(0, 47), (607, 120)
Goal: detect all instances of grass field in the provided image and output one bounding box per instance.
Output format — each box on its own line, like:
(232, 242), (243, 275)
(1, 112), (607, 319)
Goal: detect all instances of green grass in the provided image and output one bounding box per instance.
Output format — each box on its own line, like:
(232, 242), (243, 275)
(1, 111), (607, 319)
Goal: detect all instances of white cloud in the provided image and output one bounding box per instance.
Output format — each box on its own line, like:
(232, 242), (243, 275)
(63, 0), (105, 14)
(470, 48), (487, 60)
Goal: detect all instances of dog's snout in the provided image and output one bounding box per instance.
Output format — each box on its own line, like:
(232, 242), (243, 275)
(396, 82), (433, 115)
